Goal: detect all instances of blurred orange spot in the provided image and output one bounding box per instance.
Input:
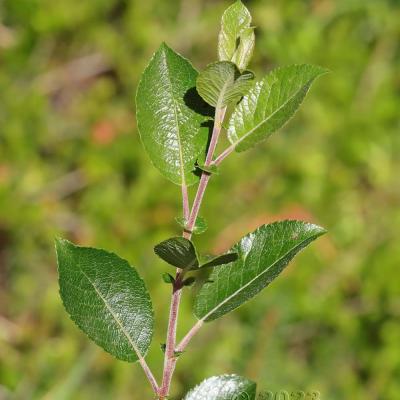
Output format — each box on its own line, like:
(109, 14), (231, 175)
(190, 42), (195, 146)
(91, 120), (118, 145)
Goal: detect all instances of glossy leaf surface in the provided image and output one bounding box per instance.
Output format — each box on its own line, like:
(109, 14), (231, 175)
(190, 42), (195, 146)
(184, 374), (257, 400)
(136, 43), (210, 186)
(228, 64), (328, 152)
(55, 239), (153, 362)
(218, 1), (255, 71)
(197, 61), (254, 108)
(154, 237), (198, 270)
(199, 253), (238, 269)
(194, 220), (326, 322)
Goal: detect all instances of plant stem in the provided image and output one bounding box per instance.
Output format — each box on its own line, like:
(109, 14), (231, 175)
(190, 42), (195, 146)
(214, 143), (235, 166)
(158, 106), (227, 399)
(182, 183), (190, 221)
(175, 320), (204, 352)
(184, 106), (227, 237)
(159, 273), (183, 397)
(139, 357), (160, 395)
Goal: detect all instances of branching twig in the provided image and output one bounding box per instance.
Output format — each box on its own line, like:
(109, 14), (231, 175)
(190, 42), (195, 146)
(158, 106), (228, 399)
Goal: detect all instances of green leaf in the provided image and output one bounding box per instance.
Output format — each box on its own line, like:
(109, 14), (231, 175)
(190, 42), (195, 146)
(194, 220), (326, 322)
(197, 163), (219, 175)
(199, 253), (238, 269)
(55, 239), (153, 363)
(175, 216), (208, 235)
(184, 374), (257, 400)
(154, 237), (199, 270)
(218, 1), (255, 71)
(136, 43), (210, 186)
(162, 272), (175, 284)
(196, 61), (254, 108)
(228, 64), (328, 152)
(231, 27), (255, 72)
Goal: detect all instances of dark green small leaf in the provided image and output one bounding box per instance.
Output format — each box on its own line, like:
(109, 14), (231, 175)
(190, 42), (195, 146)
(184, 374), (257, 400)
(162, 273), (175, 284)
(199, 253), (238, 269)
(194, 220), (326, 322)
(154, 237), (199, 270)
(197, 61), (254, 108)
(160, 343), (166, 353)
(55, 239), (153, 363)
(182, 277), (196, 287)
(197, 164), (219, 175)
(218, 1), (255, 71)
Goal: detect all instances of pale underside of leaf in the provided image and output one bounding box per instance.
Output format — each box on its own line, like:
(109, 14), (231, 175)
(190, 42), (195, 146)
(56, 239), (154, 363)
(218, 0), (253, 72)
(184, 374), (257, 400)
(136, 43), (209, 186)
(228, 64), (328, 152)
(194, 220), (326, 322)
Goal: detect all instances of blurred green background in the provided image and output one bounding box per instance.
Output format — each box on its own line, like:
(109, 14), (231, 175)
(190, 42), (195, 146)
(1, 0), (399, 399)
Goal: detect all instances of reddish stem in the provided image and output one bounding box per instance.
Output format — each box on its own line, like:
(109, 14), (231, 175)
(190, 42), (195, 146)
(158, 106), (227, 399)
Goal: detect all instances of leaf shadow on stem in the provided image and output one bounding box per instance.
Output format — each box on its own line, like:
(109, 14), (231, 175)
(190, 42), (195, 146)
(184, 87), (215, 179)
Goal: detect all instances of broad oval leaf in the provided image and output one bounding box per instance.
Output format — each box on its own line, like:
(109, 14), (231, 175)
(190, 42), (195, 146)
(136, 43), (210, 186)
(218, 0), (255, 71)
(194, 220), (326, 322)
(184, 374), (257, 400)
(154, 237), (199, 270)
(197, 61), (254, 108)
(228, 64), (328, 152)
(55, 239), (153, 362)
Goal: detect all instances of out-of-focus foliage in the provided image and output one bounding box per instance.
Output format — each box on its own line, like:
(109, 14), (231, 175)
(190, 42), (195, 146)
(0, 0), (399, 399)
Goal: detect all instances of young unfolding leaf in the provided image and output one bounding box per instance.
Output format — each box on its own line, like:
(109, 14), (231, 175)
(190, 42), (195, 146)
(55, 239), (154, 363)
(199, 253), (238, 269)
(184, 374), (257, 400)
(231, 27), (255, 72)
(175, 216), (208, 235)
(162, 272), (175, 284)
(197, 61), (254, 108)
(194, 220), (326, 322)
(136, 43), (210, 186)
(228, 64), (328, 152)
(218, 0), (255, 71)
(154, 237), (199, 270)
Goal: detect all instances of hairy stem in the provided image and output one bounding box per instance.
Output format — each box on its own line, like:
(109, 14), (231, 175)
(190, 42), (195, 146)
(159, 273), (183, 397)
(176, 319), (204, 352)
(158, 106), (227, 398)
(139, 358), (160, 395)
(214, 143), (235, 166)
(182, 183), (190, 221)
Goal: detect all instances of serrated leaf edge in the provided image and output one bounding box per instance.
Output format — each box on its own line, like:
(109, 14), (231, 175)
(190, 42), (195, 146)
(194, 220), (326, 322)
(55, 238), (154, 363)
(228, 64), (329, 152)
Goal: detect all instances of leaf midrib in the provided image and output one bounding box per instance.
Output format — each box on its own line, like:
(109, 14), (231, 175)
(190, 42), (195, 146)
(198, 233), (316, 321)
(229, 76), (314, 148)
(80, 268), (145, 362)
(161, 48), (186, 187)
